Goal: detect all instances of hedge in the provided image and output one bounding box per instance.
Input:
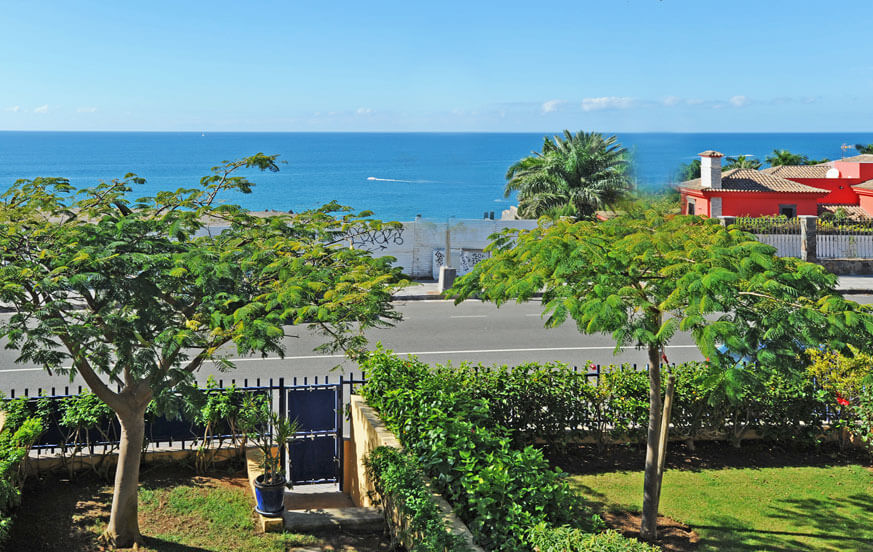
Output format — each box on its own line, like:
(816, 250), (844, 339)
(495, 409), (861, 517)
(0, 398), (44, 549)
(365, 446), (468, 551)
(527, 524), (661, 552)
(360, 350), (653, 552)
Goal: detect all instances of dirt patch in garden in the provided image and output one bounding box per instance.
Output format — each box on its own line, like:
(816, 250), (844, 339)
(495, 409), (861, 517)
(548, 439), (873, 475)
(604, 511), (699, 552)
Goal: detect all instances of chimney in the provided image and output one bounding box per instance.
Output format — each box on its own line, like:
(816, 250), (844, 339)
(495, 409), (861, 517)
(699, 150), (724, 190)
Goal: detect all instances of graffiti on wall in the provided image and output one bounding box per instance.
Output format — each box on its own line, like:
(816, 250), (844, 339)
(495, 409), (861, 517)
(346, 226), (405, 252)
(431, 248), (491, 279)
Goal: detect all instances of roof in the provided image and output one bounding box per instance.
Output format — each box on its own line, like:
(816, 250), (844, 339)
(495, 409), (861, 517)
(680, 168), (829, 194)
(818, 204), (869, 220)
(761, 165), (832, 179)
(853, 178), (873, 191)
(836, 154), (873, 163)
(698, 150), (724, 158)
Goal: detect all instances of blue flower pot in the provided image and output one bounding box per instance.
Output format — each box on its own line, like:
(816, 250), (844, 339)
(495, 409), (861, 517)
(254, 473), (286, 517)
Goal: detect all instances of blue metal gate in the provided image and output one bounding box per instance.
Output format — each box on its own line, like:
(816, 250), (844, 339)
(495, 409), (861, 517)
(284, 382), (344, 488)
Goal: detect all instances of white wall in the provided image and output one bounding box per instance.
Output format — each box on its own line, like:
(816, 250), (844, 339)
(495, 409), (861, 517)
(202, 218), (539, 279)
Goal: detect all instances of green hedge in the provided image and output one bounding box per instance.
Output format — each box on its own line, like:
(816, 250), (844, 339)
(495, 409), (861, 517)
(454, 360), (828, 450)
(0, 398), (44, 549)
(527, 524), (660, 552)
(365, 446), (468, 551)
(361, 351), (649, 552)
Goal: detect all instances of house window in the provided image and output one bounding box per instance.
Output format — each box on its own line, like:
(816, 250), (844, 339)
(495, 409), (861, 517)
(779, 204), (797, 218)
(687, 198), (695, 215)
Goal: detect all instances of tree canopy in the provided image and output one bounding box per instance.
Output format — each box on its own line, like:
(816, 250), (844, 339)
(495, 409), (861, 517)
(448, 203), (873, 540)
(0, 154), (407, 546)
(504, 130), (633, 220)
(723, 155), (762, 170)
(765, 149), (829, 166)
(855, 143), (873, 154)
(676, 159), (701, 182)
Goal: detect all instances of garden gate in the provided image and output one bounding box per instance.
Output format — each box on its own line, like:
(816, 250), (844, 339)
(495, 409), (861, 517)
(283, 381), (345, 489)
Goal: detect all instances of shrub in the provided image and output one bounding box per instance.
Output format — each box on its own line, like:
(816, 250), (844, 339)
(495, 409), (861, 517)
(361, 350), (593, 551)
(0, 402), (44, 549)
(365, 446), (467, 551)
(527, 524), (661, 552)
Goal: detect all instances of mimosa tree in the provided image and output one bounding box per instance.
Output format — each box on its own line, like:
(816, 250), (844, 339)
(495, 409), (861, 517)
(0, 155), (407, 546)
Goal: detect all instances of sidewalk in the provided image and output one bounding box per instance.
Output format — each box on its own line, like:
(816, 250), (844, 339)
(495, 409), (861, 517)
(392, 276), (873, 301)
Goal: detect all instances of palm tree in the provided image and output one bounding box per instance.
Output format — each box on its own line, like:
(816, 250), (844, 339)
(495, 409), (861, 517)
(855, 144), (873, 154)
(765, 149), (828, 166)
(723, 155), (762, 170)
(505, 130), (633, 220)
(766, 149), (806, 166)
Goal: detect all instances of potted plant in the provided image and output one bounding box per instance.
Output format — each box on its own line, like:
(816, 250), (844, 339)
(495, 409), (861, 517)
(240, 394), (300, 517)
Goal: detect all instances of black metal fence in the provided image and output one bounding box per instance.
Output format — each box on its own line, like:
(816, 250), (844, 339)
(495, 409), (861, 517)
(3, 372), (367, 456)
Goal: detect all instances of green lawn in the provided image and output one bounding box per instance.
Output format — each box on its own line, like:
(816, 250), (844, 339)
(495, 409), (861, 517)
(571, 465), (873, 552)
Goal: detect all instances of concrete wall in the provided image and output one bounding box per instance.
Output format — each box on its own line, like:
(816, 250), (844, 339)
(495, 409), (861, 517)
(202, 218), (538, 280)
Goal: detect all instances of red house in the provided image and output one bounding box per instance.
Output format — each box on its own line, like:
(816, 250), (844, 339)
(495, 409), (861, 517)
(679, 151), (873, 219)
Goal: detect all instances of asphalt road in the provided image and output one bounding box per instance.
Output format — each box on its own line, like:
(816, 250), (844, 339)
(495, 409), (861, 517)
(3, 295), (872, 396)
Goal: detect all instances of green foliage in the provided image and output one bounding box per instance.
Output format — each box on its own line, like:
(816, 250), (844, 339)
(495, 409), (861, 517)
(855, 143), (873, 154)
(365, 447), (467, 551)
(807, 348), (873, 448)
(361, 350), (592, 552)
(723, 155), (762, 170)
(237, 393), (299, 484)
(0, 154), (407, 539)
(676, 159), (701, 182)
(527, 524), (661, 552)
(765, 149), (827, 166)
(0, 411), (43, 549)
(505, 130), (633, 220)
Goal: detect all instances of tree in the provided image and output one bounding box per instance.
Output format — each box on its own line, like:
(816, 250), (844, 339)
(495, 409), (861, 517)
(676, 159), (701, 182)
(765, 149), (829, 166)
(723, 155), (762, 170)
(0, 155), (407, 546)
(855, 143), (873, 154)
(504, 130), (633, 220)
(448, 203), (873, 541)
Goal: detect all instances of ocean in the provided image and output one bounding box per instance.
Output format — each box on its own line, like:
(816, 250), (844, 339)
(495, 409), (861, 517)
(1, 131), (872, 221)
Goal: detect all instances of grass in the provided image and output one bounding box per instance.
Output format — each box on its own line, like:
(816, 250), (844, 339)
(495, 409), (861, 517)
(7, 468), (390, 552)
(571, 465), (873, 552)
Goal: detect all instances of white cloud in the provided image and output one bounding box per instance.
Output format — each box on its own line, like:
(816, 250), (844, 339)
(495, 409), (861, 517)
(541, 99), (566, 113)
(580, 96), (634, 112)
(34, 104), (49, 114)
(3, 105), (20, 112)
(662, 96), (682, 107)
(356, 107), (373, 115)
(76, 106), (97, 113)
(728, 95), (750, 107)
(685, 98), (704, 105)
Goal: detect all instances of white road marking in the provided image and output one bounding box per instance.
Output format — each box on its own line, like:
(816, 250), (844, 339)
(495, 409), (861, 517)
(0, 344), (701, 373)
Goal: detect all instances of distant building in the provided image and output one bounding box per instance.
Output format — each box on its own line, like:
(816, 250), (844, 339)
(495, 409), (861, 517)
(678, 151), (873, 219)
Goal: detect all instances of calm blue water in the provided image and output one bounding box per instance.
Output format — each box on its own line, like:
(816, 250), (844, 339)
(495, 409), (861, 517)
(1, 132), (871, 221)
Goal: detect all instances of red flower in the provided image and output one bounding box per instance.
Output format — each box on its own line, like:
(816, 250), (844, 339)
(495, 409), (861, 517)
(836, 393), (850, 407)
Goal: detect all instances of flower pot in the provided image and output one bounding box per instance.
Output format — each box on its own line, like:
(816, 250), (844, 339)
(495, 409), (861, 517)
(254, 473), (286, 517)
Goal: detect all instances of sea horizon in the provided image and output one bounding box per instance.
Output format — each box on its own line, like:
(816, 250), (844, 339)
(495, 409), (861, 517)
(3, 131), (872, 221)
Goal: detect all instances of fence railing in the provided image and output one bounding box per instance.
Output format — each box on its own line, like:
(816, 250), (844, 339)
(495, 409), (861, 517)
(817, 218), (873, 259)
(733, 216), (802, 258)
(3, 372), (367, 456)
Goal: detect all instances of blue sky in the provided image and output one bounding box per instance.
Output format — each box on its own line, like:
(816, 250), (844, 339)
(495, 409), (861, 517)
(2, 1), (872, 132)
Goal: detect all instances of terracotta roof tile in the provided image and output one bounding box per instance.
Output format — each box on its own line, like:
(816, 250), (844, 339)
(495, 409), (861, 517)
(818, 204), (869, 220)
(680, 169), (829, 194)
(761, 165), (832, 178)
(835, 154), (873, 163)
(853, 178), (873, 191)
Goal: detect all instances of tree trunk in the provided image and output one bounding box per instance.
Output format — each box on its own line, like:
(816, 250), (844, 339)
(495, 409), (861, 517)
(654, 373), (675, 509)
(105, 401), (149, 547)
(640, 346), (662, 541)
